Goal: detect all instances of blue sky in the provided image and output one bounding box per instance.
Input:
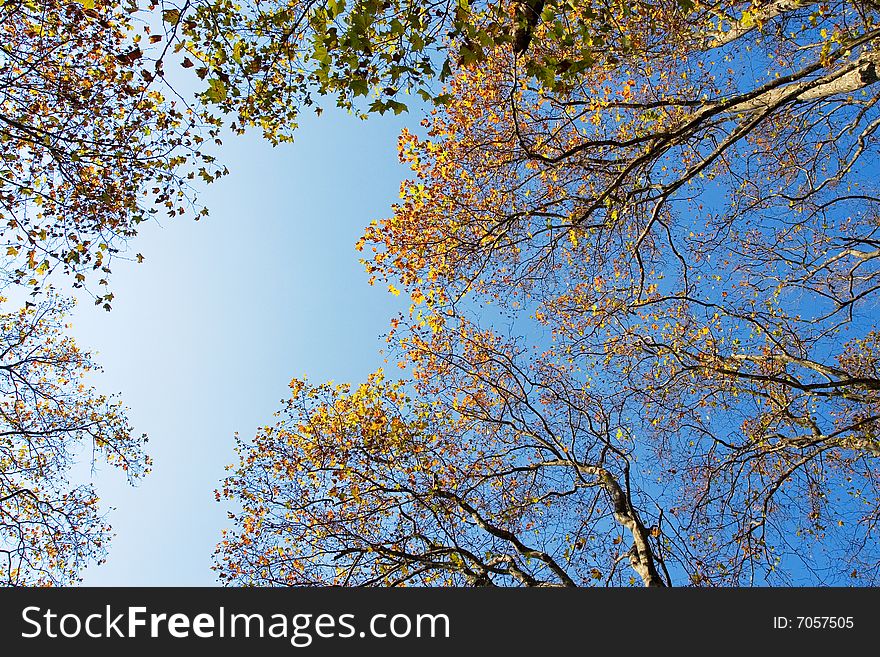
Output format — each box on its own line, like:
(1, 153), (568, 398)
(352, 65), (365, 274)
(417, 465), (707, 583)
(69, 107), (412, 585)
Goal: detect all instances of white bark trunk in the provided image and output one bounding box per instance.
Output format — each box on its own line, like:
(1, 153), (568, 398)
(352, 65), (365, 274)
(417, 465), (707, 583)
(705, 0), (818, 49)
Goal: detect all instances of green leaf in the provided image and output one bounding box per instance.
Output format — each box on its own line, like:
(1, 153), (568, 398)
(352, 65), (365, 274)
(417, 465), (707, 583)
(386, 100), (408, 115)
(350, 77), (369, 96)
(439, 59), (452, 81)
(327, 0), (346, 19)
(205, 78), (228, 103)
(458, 46), (478, 66)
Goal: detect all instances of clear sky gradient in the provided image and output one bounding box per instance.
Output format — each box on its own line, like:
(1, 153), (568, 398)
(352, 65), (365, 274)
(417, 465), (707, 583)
(70, 108), (413, 585)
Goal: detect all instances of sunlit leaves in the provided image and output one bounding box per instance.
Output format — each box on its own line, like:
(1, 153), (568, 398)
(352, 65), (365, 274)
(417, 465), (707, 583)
(177, 0), (700, 142)
(214, 0), (880, 586)
(0, 296), (149, 585)
(216, 343), (666, 587)
(352, 0), (880, 584)
(0, 0), (225, 300)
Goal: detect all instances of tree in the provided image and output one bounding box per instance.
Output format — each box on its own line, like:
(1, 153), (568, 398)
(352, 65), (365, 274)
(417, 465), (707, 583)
(218, 0), (880, 585)
(0, 0), (222, 584)
(174, 0), (671, 141)
(216, 357), (666, 587)
(0, 296), (149, 585)
(1, 0), (224, 306)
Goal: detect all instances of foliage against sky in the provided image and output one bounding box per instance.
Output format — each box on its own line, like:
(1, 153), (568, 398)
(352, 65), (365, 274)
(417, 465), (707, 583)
(0, 0), (224, 305)
(2, 0), (879, 586)
(0, 296), (149, 585)
(215, 0), (880, 586)
(0, 0), (199, 583)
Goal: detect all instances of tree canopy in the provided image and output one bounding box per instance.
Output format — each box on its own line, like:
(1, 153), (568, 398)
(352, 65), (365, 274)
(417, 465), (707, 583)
(0, 296), (149, 585)
(1, 0), (224, 305)
(216, 0), (880, 586)
(3, 0), (878, 587)
(0, 0), (200, 583)
(175, 0), (699, 140)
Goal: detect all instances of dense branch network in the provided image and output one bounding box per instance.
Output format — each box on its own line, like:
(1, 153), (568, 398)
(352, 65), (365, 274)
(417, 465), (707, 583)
(201, 0), (880, 585)
(0, 0), (224, 304)
(0, 296), (149, 585)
